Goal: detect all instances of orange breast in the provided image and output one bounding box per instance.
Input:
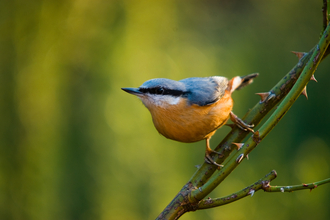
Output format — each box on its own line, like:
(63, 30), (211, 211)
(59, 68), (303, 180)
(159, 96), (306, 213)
(147, 91), (233, 143)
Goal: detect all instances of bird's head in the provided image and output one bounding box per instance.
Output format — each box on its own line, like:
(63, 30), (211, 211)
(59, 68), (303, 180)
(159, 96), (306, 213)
(122, 78), (188, 109)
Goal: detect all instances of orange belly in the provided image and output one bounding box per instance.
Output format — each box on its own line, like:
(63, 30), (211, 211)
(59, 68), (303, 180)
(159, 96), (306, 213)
(147, 91), (233, 143)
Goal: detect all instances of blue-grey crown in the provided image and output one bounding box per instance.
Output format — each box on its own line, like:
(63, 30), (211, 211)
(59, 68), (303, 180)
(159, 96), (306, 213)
(139, 78), (188, 97)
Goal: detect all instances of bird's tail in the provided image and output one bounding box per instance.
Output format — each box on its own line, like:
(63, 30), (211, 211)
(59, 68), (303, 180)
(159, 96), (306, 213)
(228, 73), (259, 93)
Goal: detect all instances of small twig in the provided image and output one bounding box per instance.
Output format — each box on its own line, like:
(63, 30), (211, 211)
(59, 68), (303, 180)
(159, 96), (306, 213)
(198, 170), (277, 209)
(323, 0), (329, 31)
(198, 174), (330, 209)
(328, 0), (330, 21)
(263, 178), (330, 193)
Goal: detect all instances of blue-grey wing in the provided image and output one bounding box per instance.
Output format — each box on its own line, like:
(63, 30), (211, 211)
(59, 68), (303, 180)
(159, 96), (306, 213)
(180, 76), (228, 106)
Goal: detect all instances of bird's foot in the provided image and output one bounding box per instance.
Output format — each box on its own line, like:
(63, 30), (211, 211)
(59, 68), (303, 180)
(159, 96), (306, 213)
(204, 139), (224, 168)
(204, 152), (224, 168)
(230, 111), (254, 133)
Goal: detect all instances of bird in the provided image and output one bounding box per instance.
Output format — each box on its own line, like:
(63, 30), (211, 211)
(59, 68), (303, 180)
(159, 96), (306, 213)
(121, 73), (258, 167)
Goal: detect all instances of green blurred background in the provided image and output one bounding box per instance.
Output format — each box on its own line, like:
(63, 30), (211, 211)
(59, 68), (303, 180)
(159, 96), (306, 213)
(1, 0), (330, 219)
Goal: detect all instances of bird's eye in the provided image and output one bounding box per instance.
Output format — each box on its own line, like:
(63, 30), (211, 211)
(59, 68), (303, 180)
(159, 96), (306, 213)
(155, 87), (164, 94)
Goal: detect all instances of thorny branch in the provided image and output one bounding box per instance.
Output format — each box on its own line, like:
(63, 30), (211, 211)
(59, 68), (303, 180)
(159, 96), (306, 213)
(189, 49), (316, 189)
(323, 0), (329, 31)
(197, 173), (330, 210)
(189, 18), (330, 205)
(263, 177), (330, 193)
(198, 174), (330, 210)
(198, 170), (277, 209)
(156, 6), (330, 220)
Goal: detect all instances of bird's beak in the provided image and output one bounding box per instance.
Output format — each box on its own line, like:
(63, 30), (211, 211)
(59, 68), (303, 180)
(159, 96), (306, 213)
(121, 87), (143, 96)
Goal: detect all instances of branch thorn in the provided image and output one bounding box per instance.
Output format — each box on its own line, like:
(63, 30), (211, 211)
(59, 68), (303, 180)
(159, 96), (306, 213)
(291, 51), (307, 59)
(310, 184), (318, 192)
(256, 92), (275, 103)
(301, 86), (308, 99)
(249, 189), (255, 197)
(236, 154), (244, 163)
(232, 142), (244, 150)
(310, 74), (317, 82)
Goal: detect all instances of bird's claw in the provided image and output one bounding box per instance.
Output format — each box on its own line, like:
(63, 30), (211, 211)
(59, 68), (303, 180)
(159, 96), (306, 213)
(204, 155), (224, 168)
(230, 112), (254, 133)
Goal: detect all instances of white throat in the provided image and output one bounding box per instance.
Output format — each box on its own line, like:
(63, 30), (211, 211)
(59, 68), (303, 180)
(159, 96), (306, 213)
(139, 94), (182, 108)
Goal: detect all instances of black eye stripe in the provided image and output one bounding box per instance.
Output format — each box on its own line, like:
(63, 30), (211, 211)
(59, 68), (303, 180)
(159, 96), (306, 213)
(139, 87), (187, 97)
(163, 89), (185, 96)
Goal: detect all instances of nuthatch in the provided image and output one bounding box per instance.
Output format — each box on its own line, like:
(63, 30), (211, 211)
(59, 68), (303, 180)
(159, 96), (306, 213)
(122, 73), (258, 167)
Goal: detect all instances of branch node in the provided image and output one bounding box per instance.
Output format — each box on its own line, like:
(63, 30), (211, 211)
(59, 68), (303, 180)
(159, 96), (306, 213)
(252, 131), (261, 144)
(310, 184), (318, 192)
(261, 180), (271, 191)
